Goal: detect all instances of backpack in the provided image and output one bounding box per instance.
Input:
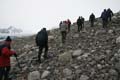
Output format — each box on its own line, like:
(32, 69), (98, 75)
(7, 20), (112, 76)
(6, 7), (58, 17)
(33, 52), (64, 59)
(0, 44), (6, 56)
(36, 30), (48, 46)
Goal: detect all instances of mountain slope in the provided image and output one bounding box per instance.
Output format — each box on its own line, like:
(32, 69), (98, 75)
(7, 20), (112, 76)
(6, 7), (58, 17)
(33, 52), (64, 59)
(10, 11), (120, 80)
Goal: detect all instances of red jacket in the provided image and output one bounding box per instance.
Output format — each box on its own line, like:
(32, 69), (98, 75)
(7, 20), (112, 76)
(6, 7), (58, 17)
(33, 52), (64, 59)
(0, 47), (15, 67)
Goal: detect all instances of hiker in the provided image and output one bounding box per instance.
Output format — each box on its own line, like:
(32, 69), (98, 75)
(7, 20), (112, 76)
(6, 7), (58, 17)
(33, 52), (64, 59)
(101, 9), (108, 28)
(89, 13), (95, 27)
(59, 21), (68, 43)
(107, 8), (113, 22)
(77, 16), (83, 32)
(67, 19), (71, 32)
(81, 16), (85, 28)
(0, 36), (17, 80)
(59, 21), (62, 28)
(35, 28), (48, 63)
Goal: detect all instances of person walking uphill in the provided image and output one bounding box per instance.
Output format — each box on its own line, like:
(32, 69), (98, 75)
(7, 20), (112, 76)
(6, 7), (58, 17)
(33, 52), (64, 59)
(107, 8), (113, 22)
(101, 9), (108, 28)
(89, 13), (95, 27)
(0, 36), (16, 80)
(59, 21), (68, 43)
(77, 16), (83, 32)
(36, 28), (48, 63)
(67, 19), (71, 32)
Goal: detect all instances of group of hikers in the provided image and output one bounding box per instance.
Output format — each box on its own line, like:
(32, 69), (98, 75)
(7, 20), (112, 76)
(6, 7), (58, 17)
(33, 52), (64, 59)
(0, 8), (114, 80)
(59, 8), (113, 44)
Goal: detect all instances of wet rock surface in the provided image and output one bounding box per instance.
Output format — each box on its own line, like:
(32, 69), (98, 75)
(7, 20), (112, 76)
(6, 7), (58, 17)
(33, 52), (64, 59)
(10, 12), (120, 80)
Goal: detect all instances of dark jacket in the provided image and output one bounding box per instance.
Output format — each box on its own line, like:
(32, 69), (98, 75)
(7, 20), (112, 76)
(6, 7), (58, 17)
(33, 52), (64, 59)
(107, 9), (113, 18)
(36, 29), (48, 47)
(77, 17), (82, 26)
(89, 14), (95, 22)
(101, 10), (108, 21)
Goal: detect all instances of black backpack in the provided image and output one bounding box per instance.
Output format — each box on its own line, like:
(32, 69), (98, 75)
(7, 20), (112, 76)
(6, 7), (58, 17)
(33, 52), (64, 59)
(0, 44), (6, 56)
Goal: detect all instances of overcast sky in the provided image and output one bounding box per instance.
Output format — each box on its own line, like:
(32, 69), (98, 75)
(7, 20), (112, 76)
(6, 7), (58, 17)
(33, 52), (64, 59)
(0, 0), (120, 34)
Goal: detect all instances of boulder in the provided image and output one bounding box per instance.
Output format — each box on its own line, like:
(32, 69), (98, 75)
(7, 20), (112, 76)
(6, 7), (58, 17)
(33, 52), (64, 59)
(72, 49), (82, 57)
(59, 51), (72, 63)
(41, 70), (50, 79)
(28, 71), (40, 80)
(48, 35), (54, 41)
(73, 34), (79, 38)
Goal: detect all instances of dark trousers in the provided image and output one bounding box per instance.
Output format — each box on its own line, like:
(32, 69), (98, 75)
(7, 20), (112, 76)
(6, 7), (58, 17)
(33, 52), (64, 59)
(108, 16), (112, 21)
(61, 31), (67, 43)
(38, 44), (48, 61)
(68, 25), (71, 32)
(78, 24), (82, 32)
(90, 21), (94, 27)
(102, 20), (108, 28)
(0, 66), (10, 80)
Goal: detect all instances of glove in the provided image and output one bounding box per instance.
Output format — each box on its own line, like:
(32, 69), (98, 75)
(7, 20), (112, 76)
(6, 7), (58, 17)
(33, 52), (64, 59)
(14, 53), (17, 57)
(12, 51), (17, 57)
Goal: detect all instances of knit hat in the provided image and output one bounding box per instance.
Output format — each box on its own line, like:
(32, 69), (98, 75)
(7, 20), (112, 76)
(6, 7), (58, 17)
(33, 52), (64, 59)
(5, 36), (12, 42)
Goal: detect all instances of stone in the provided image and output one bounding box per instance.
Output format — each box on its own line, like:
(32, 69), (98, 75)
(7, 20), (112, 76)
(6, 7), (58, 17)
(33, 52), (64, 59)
(24, 44), (30, 49)
(108, 29), (113, 34)
(28, 71), (40, 80)
(10, 57), (17, 67)
(82, 53), (90, 58)
(73, 34), (79, 38)
(48, 35), (54, 41)
(63, 68), (72, 76)
(59, 51), (72, 63)
(115, 62), (120, 71)
(116, 36), (120, 43)
(72, 49), (82, 57)
(112, 16), (117, 19)
(80, 75), (89, 80)
(109, 69), (118, 76)
(97, 64), (102, 69)
(77, 56), (82, 60)
(98, 23), (102, 26)
(41, 70), (50, 79)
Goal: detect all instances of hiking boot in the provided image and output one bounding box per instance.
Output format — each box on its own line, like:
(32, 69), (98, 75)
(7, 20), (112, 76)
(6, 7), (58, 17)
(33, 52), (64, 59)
(44, 55), (49, 59)
(37, 59), (41, 63)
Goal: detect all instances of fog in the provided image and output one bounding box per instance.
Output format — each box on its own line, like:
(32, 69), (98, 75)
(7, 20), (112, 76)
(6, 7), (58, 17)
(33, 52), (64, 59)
(0, 0), (120, 34)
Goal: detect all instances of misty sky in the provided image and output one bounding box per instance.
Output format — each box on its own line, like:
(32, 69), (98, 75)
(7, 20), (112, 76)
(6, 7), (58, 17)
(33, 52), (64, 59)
(0, 0), (120, 34)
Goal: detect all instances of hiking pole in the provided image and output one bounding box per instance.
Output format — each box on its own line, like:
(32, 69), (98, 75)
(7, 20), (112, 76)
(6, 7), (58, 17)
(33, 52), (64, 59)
(14, 55), (22, 71)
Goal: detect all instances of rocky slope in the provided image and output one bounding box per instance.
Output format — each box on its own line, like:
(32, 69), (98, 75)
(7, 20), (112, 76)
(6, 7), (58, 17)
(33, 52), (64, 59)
(10, 11), (120, 80)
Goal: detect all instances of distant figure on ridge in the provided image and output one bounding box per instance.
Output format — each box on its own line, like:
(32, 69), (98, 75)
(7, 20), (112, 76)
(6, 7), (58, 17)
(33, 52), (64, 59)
(59, 21), (68, 43)
(81, 16), (85, 28)
(35, 28), (48, 63)
(101, 9), (108, 28)
(67, 19), (71, 32)
(89, 13), (95, 27)
(59, 21), (62, 28)
(77, 16), (83, 32)
(107, 8), (113, 22)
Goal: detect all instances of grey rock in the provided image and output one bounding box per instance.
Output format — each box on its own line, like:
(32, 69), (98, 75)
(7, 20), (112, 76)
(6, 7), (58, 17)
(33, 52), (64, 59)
(80, 75), (89, 80)
(59, 51), (72, 63)
(28, 71), (40, 80)
(109, 69), (118, 76)
(41, 70), (50, 79)
(72, 49), (82, 57)
(116, 36), (120, 43)
(63, 68), (72, 76)
(73, 34), (79, 38)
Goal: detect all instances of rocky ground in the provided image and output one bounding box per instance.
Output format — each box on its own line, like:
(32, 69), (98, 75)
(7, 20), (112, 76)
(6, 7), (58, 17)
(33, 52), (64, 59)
(10, 11), (120, 80)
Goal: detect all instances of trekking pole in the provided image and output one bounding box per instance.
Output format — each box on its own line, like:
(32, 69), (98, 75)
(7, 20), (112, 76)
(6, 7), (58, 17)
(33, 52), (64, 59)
(14, 55), (22, 71)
